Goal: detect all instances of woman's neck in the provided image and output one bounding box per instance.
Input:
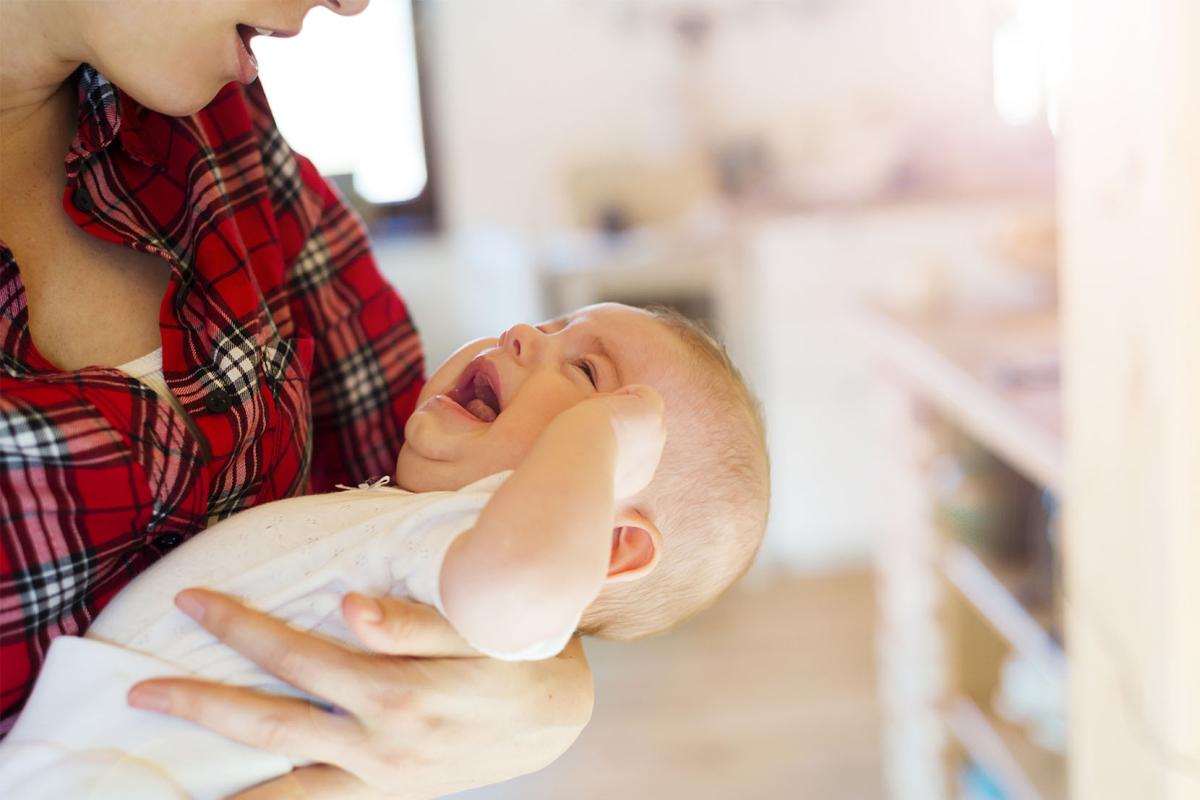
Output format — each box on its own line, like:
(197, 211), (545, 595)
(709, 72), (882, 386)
(1, 0), (85, 128)
(0, 1), (87, 239)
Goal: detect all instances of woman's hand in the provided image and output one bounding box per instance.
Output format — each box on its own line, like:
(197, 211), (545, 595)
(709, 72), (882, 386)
(127, 589), (594, 799)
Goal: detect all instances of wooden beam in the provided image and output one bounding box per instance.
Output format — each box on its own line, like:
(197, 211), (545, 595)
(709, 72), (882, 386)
(1061, 1), (1200, 798)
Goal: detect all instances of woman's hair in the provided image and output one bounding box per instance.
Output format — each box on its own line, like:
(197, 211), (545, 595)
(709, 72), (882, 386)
(582, 306), (771, 640)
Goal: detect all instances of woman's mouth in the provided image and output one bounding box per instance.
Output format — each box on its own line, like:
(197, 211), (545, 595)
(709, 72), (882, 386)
(234, 23), (300, 83)
(234, 24), (261, 83)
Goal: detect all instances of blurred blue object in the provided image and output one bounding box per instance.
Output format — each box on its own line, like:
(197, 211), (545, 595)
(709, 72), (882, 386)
(958, 762), (1009, 800)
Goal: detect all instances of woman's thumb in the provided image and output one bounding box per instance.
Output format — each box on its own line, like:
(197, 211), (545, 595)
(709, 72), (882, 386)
(343, 593), (479, 657)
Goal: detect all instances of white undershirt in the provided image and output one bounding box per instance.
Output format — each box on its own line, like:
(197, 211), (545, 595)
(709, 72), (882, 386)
(116, 347), (187, 418)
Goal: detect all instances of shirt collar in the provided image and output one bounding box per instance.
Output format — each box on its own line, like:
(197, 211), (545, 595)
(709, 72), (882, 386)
(65, 64), (158, 173)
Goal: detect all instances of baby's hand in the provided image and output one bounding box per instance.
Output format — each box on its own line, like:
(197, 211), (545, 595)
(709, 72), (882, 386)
(583, 384), (667, 499)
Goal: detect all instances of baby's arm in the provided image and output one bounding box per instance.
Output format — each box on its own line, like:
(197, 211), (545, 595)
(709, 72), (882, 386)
(439, 385), (666, 656)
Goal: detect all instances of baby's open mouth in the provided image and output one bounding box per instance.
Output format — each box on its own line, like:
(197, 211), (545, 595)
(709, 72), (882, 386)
(449, 360), (502, 423)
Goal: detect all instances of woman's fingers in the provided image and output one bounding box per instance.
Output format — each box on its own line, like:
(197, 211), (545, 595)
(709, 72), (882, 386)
(343, 593), (480, 657)
(227, 765), (376, 800)
(127, 677), (362, 764)
(174, 589), (370, 708)
(127, 603), (596, 798)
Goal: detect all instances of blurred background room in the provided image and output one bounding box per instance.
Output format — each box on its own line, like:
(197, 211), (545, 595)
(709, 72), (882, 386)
(254, 1), (1200, 798)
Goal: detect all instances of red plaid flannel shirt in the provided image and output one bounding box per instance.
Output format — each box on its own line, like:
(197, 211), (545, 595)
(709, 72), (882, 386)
(0, 67), (425, 734)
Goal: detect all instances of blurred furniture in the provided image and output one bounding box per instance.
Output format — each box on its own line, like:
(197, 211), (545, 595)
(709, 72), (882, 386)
(566, 161), (716, 233)
(636, 200), (1068, 792)
(735, 204), (1053, 571)
(866, 5), (1200, 799)
(729, 199), (1059, 795)
(538, 226), (740, 339)
(861, 304), (1066, 800)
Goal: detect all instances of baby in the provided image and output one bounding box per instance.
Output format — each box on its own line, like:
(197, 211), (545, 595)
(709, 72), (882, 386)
(0, 302), (770, 799)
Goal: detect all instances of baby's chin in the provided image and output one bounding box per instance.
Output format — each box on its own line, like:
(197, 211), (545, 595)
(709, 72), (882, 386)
(393, 445), (435, 492)
(393, 452), (408, 490)
(395, 442), (530, 494)
(393, 445), (475, 493)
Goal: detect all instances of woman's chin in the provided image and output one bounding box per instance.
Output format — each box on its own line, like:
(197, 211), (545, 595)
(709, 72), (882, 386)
(153, 87), (227, 117)
(108, 74), (229, 118)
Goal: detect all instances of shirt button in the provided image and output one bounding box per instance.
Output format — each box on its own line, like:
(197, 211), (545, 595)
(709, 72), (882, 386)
(204, 389), (234, 414)
(153, 533), (184, 551)
(73, 185), (95, 213)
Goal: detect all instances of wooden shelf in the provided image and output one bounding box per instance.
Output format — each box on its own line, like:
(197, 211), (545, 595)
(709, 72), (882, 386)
(857, 305), (1062, 492)
(863, 299), (1070, 800)
(942, 542), (1064, 684)
(944, 695), (1066, 800)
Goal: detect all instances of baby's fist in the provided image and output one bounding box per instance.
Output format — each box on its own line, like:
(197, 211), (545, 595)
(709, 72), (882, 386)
(590, 384), (667, 499)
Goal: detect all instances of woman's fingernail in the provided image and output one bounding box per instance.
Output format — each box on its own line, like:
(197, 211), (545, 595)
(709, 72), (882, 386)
(128, 685), (171, 713)
(349, 593), (383, 624)
(175, 591), (206, 622)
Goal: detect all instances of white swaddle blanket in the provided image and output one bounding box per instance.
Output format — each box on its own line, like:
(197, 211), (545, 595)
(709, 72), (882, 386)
(0, 471), (574, 799)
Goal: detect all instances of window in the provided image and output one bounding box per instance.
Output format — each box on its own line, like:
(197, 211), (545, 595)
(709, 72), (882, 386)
(254, 0), (436, 230)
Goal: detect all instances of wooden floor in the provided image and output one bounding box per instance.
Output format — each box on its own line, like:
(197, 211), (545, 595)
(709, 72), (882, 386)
(455, 570), (883, 800)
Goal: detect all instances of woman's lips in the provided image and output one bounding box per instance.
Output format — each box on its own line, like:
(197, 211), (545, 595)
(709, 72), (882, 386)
(234, 22), (303, 83)
(234, 25), (260, 83)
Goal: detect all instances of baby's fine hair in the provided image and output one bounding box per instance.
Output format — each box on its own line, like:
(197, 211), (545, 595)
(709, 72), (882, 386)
(582, 306), (770, 640)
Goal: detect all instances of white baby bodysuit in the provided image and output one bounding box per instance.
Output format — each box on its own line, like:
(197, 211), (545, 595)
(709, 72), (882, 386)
(0, 472), (577, 800)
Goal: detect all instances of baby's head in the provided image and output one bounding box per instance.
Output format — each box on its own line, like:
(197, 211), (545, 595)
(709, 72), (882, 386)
(396, 302), (770, 639)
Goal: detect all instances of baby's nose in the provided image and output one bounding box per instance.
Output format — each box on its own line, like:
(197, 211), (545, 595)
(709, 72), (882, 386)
(501, 323), (545, 364)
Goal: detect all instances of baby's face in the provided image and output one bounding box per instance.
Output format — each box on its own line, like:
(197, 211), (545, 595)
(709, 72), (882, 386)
(396, 303), (690, 492)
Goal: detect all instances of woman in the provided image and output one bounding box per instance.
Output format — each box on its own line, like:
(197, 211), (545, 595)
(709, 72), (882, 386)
(0, 1), (593, 796)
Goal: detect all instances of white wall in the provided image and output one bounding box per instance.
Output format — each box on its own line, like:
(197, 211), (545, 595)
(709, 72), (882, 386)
(423, 0), (1022, 236)
(424, 0), (672, 234)
(373, 231), (544, 371)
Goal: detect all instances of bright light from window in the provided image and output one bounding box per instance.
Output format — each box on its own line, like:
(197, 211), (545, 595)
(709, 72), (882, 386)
(993, 0), (1070, 135)
(993, 19), (1043, 126)
(254, 0), (428, 204)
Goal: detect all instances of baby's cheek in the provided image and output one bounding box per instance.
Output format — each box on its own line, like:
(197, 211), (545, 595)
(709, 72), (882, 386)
(487, 422), (542, 471)
(515, 393), (582, 439)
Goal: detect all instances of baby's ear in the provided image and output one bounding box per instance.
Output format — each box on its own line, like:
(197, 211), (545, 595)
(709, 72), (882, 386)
(606, 509), (662, 583)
